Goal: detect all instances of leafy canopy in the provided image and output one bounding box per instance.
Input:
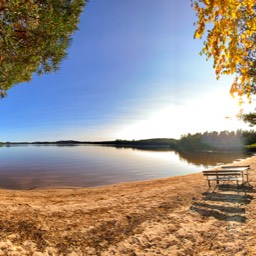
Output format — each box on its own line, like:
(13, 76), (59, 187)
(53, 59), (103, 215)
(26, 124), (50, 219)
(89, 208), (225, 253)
(193, 0), (256, 102)
(238, 110), (256, 126)
(0, 0), (86, 97)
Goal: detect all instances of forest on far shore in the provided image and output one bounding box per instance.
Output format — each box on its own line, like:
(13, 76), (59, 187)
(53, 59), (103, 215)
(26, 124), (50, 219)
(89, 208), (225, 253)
(2, 130), (256, 153)
(177, 130), (256, 152)
(99, 130), (256, 153)
(92, 130), (256, 152)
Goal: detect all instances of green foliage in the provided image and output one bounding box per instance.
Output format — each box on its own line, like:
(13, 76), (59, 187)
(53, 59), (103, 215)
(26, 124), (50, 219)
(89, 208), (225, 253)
(179, 133), (211, 152)
(239, 112), (256, 127)
(242, 130), (256, 145)
(245, 143), (256, 150)
(0, 0), (86, 96)
(178, 130), (256, 152)
(200, 130), (244, 149)
(98, 138), (179, 149)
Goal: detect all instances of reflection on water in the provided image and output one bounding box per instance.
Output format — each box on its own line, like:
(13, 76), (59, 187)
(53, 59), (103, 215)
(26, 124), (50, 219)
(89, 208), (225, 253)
(0, 145), (251, 189)
(176, 150), (252, 167)
(118, 146), (252, 167)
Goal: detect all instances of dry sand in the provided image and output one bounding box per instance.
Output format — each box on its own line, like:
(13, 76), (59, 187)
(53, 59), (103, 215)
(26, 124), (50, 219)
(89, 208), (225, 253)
(0, 157), (256, 255)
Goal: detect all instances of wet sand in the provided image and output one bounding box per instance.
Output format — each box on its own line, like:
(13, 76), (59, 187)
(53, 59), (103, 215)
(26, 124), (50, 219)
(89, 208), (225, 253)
(0, 156), (255, 255)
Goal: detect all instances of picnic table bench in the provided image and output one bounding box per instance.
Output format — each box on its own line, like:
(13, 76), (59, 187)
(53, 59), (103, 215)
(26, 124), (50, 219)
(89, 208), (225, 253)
(203, 165), (250, 188)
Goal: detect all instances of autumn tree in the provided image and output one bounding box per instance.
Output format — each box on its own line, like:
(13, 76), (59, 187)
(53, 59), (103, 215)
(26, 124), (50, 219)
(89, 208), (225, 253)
(193, 0), (256, 102)
(0, 0), (86, 97)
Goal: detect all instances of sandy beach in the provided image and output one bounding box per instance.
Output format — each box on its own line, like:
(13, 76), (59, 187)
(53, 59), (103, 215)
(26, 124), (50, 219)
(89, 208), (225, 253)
(0, 156), (255, 255)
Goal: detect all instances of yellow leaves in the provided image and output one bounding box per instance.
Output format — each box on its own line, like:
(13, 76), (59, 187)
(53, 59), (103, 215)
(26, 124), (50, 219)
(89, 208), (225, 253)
(231, 10), (237, 19)
(230, 80), (239, 97)
(194, 30), (203, 39)
(193, 0), (256, 100)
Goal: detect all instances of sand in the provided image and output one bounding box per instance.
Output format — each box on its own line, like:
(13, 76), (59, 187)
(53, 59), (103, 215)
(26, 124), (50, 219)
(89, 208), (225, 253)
(0, 156), (255, 255)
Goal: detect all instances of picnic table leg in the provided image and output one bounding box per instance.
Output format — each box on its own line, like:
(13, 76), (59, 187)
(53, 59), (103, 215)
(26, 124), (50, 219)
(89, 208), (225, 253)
(216, 175), (219, 185)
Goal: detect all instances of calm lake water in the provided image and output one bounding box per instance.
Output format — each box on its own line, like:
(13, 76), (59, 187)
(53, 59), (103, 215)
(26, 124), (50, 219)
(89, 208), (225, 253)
(0, 144), (252, 189)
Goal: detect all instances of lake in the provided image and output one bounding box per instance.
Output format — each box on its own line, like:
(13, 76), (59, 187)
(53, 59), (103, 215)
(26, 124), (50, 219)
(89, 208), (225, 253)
(0, 144), (252, 189)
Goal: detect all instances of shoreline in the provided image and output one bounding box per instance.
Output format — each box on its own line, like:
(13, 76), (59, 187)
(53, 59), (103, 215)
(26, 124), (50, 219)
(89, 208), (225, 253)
(3, 153), (254, 192)
(0, 156), (255, 255)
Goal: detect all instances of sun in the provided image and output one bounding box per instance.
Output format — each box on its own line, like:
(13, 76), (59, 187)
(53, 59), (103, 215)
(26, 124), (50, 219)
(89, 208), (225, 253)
(116, 90), (252, 140)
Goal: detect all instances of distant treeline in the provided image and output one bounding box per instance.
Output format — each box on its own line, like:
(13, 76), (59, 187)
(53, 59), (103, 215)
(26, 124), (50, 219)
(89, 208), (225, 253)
(102, 131), (256, 152)
(0, 139), (179, 149)
(96, 138), (179, 149)
(178, 130), (256, 152)
(1, 130), (256, 152)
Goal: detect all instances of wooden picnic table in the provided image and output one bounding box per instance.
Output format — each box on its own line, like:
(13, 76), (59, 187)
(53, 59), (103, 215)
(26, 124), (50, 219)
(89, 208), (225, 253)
(202, 165), (250, 188)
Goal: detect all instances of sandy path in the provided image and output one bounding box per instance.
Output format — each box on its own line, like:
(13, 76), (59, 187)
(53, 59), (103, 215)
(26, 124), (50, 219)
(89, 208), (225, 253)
(0, 156), (255, 255)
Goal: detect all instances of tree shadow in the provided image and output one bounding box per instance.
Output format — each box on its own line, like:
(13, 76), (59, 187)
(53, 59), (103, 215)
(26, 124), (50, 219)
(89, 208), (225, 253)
(190, 185), (254, 223)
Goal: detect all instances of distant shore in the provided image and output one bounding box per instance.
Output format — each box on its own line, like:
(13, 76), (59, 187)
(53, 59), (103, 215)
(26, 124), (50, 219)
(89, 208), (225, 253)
(1, 137), (252, 156)
(0, 138), (179, 150)
(0, 156), (255, 254)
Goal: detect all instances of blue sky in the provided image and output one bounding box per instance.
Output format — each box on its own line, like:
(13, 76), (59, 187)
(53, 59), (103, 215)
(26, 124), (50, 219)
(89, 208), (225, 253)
(0, 0), (252, 142)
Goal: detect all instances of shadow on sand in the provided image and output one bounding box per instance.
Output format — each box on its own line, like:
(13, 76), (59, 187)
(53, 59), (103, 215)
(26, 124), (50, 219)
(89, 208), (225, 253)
(190, 184), (256, 223)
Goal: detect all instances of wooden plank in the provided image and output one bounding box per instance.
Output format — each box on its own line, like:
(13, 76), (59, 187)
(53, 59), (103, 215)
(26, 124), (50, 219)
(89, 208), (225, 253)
(203, 170), (242, 173)
(203, 171), (242, 174)
(221, 165), (250, 169)
(203, 169), (246, 172)
(207, 177), (243, 181)
(203, 173), (241, 176)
